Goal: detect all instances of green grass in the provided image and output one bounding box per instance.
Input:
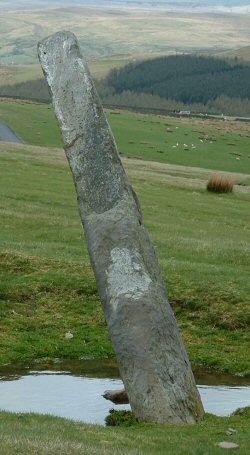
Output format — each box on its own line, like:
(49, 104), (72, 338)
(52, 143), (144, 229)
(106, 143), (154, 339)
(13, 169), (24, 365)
(108, 111), (250, 174)
(1, 100), (250, 175)
(0, 408), (250, 455)
(0, 100), (63, 147)
(0, 140), (249, 373)
(0, 108), (249, 455)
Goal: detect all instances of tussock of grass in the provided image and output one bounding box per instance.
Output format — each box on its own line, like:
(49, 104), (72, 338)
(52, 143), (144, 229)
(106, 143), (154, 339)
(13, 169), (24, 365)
(105, 410), (138, 427)
(207, 173), (234, 193)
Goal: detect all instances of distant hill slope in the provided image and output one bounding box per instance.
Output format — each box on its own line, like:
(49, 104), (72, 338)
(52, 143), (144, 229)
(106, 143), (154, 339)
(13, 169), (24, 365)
(2, 54), (250, 116)
(100, 54), (250, 116)
(216, 46), (250, 62)
(105, 55), (250, 104)
(1, 0), (250, 12)
(1, 6), (250, 64)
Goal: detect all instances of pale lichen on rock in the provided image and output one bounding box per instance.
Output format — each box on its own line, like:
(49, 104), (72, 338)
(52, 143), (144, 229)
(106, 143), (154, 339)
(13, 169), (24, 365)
(107, 247), (152, 308)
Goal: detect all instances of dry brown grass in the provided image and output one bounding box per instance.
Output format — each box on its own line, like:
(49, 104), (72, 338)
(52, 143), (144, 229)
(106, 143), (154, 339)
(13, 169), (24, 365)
(207, 173), (234, 193)
(2, 7), (250, 65)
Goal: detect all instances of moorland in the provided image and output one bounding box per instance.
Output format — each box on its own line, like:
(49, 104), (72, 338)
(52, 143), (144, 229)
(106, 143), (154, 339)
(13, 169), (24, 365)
(1, 5), (250, 65)
(0, 99), (249, 373)
(0, 97), (250, 455)
(0, 2), (250, 452)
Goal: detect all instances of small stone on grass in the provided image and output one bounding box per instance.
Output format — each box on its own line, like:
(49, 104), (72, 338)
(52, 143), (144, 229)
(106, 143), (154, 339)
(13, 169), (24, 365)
(217, 442), (239, 449)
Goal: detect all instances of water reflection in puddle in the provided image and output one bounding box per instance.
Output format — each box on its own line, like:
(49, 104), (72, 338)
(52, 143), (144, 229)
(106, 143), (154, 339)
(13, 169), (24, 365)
(0, 361), (249, 425)
(0, 373), (126, 424)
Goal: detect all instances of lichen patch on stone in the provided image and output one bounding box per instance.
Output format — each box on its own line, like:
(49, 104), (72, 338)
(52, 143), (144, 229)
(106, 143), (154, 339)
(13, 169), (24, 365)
(107, 247), (152, 309)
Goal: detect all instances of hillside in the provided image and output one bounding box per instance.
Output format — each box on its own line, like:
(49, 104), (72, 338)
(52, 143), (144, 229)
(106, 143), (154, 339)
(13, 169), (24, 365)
(102, 55), (250, 116)
(1, 141), (249, 373)
(105, 55), (250, 103)
(2, 54), (250, 116)
(0, 55), (139, 89)
(1, 6), (250, 64)
(2, 0), (250, 10)
(216, 45), (250, 62)
(0, 100), (249, 373)
(1, 99), (250, 174)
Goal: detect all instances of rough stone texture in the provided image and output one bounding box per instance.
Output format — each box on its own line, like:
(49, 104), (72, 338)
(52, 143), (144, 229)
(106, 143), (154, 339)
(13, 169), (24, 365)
(103, 389), (129, 404)
(38, 31), (204, 424)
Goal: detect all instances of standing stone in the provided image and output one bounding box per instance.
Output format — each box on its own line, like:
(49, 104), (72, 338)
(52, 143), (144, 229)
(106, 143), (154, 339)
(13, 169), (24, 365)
(38, 31), (204, 424)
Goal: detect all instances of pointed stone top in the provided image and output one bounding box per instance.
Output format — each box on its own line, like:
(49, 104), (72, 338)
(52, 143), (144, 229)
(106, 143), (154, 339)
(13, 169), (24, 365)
(37, 31), (129, 215)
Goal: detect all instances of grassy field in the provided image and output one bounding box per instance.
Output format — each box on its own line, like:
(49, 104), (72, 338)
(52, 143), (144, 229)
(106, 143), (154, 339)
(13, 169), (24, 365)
(1, 99), (250, 175)
(0, 100), (250, 454)
(0, 100), (249, 373)
(0, 408), (249, 455)
(1, 6), (250, 64)
(0, 133), (249, 372)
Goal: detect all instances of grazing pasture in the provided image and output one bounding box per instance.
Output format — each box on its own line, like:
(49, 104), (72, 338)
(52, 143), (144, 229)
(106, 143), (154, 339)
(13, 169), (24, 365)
(0, 98), (249, 454)
(0, 99), (250, 175)
(0, 133), (249, 372)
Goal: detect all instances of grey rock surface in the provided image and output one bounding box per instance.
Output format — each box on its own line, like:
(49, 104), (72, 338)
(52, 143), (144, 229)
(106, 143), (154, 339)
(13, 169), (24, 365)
(38, 30), (204, 424)
(103, 388), (129, 404)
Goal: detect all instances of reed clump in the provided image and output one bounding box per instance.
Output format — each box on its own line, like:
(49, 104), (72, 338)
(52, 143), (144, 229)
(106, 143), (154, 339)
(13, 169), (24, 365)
(207, 173), (234, 193)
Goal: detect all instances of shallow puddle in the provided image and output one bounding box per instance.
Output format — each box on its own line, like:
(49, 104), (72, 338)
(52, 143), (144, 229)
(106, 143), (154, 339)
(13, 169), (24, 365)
(0, 360), (249, 425)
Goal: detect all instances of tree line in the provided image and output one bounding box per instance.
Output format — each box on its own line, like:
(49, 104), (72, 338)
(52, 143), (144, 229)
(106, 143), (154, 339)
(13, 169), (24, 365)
(104, 55), (250, 105)
(0, 78), (50, 103)
(1, 54), (250, 116)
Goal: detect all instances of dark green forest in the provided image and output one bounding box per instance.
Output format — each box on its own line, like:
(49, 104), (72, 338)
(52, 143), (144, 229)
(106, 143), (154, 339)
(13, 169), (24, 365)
(1, 55), (250, 116)
(105, 55), (250, 104)
(0, 78), (50, 103)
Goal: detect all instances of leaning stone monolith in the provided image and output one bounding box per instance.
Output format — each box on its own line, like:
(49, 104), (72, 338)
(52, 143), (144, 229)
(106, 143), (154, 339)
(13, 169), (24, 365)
(38, 31), (204, 424)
